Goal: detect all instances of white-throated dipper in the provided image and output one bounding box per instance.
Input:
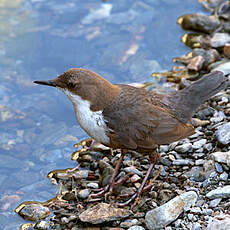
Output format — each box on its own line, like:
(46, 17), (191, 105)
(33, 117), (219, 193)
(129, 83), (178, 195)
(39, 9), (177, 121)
(34, 68), (227, 206)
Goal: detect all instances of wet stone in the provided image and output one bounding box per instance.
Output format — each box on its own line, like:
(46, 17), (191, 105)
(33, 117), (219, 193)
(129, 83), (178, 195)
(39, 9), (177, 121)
(16, 202), (51, 221)
(206, 185), (230, 199)
(211, 33), (230, 48)
(178, 14), (220, 33)
(145, 191), (197, 230)
(79, 203), (130, 224)
(215, 122), (230, 145)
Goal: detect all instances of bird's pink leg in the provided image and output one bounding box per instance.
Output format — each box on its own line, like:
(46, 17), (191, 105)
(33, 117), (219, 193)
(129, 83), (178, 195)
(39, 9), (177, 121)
(115, 151), (160, 208)
(90, 149), (127, 199)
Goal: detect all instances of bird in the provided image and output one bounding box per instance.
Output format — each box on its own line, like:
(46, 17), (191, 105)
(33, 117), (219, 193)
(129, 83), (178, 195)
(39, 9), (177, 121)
(34, 68), (227, 206)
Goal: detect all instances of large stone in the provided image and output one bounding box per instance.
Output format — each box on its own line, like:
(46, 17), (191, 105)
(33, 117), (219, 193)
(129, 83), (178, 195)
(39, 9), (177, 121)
(79, 203), (130, 224)
(206, 185), (230, 199)
(145, 191), (197, 229)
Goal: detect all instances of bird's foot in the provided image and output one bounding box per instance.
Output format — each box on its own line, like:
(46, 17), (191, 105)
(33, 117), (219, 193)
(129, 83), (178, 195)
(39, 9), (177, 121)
(115, 165), (163, 208)
(89, 174), (130, 200)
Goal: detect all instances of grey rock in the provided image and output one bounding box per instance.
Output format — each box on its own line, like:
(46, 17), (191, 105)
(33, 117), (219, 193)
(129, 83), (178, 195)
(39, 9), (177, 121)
(213, 61), (230, 75)
(204, 143), (213, 151)
(192, 223), (202, 230)
(206, 185), (230, 199)
(175, 143), (193, 153)
(215, 123), (230, 145)
(78, 189), (90, 199)
(211, 33), (230, 48)
(17, 202), (51, 221)
(192, 139), (207, 149)
(159, 145), (169, 153)
(211, 151), (230, 166)
(173, 159), (193, 166)
(124, 166), (143, 177)
(128, 226), (145, 230)
(120, 219), (139, 228)
(220, 172), (228, 181)
(87, 182), (99, 189)
(145, 191), (197, 229)
(215, 162), (223, 173)
(207, 214), (230, 230)
(190, 207), (202, 214)
(209, 198), (222, 208)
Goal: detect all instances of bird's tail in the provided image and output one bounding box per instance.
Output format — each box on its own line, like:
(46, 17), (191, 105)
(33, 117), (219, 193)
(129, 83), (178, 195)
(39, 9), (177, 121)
(168, 71), (228, 123)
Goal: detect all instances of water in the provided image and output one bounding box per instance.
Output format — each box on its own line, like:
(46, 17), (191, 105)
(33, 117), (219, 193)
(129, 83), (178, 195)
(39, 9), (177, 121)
(0, 0), (204, 228)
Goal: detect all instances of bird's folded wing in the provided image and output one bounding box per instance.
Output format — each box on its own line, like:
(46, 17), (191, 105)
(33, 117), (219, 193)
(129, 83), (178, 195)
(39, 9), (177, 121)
(103, 103), (195, 150)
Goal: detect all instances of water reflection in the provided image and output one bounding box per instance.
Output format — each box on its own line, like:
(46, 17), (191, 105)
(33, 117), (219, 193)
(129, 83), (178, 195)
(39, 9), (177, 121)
(0, 0), (203, 228)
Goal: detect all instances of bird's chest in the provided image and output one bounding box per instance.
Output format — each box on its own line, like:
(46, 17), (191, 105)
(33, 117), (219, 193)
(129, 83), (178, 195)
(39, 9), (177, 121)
(68, 94), (110, 145)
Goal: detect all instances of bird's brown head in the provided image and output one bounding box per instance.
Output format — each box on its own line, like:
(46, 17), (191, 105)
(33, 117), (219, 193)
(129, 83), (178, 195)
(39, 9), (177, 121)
(34, 68), (120, 111)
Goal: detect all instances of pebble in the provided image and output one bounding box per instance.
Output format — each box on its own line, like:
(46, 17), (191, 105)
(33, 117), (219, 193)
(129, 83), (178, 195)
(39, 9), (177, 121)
(220, 171), (228, 181)
(120, 219), (138, 228)
(145, 191), (197, 229)
(78, 189), (90, 199)
(206, 185), (230, 199)
(204, 143), (213, 151)
(128, 226), (145, 230)
(195, 159), (205, 165)
(174, 143), (193, 153)
(87, 182), (99, 189)
(215, 162), (223, 173)
(211, 151), (230, 166)
(189, 207), (202, 214)
(124, 166), (143, 177)
(192, 223), (202, 230)
(215, 122), (230, 145)
(211, 33), (230, 48)
(207, 214), (230, 230)
(209, 198), (222, 208)
(159, 145), (169, 153)
(192, 139), (207, 149)
(34, 220), (49, 229)
(173, 159), (193, 166)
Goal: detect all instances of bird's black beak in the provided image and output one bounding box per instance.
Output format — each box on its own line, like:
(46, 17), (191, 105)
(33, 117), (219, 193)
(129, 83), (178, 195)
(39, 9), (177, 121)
(33, 80), (56, 87)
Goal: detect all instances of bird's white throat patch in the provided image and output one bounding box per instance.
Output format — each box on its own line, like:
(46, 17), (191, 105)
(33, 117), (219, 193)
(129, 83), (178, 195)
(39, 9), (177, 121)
(60, 89), (110, 145)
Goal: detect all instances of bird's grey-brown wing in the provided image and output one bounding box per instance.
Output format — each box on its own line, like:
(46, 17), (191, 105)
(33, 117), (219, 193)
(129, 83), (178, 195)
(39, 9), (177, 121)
(103, 85), (195, 150)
